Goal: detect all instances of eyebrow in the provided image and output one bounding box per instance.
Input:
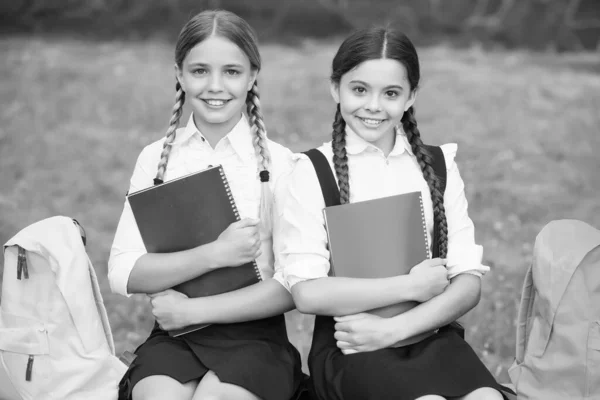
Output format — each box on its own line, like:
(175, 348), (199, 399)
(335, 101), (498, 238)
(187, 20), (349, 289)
(188, 62), (245, 69)
(349, 80), (404, 90)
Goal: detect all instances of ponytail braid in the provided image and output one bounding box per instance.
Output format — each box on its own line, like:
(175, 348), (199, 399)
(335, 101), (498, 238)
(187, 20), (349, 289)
(246, 81), (273, 234)
(155, 81), (185, 184)
(402, 107), (448, 258)
(331, 104), (350, 204)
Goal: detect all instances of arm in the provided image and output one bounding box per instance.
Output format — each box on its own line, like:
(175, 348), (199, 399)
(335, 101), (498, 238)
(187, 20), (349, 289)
(278, 156), (445, 316)
(383, 144), (487, 339)
(127, 242), (222, 294)
(184, 279), (294, 324)
(388, 274), (480, 342)
(109, 148), (224, 296)
(292, 275), (418, 316)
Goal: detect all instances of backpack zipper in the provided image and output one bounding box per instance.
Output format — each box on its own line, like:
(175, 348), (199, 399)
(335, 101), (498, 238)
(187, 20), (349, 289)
(17, 245), (29, 280)
(26, 355), (34, 381)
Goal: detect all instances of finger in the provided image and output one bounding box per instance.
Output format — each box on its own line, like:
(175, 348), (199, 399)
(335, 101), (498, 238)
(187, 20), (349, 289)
(334, 330), (351, 341)
(236, 218), (260, 228)
(341, 348), (358, 355)
(336, 340), (353, 350)
(334, 322), (350, 333)
(334, 313), (370, 322)
(148, 290), (169, 298)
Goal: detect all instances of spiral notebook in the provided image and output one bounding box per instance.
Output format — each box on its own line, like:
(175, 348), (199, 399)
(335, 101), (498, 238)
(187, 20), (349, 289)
(127, 165), (262, 337)
(323, 191), (435, 346)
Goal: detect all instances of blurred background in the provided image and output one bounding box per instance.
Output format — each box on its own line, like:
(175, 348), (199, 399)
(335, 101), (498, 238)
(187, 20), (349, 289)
(1, 0), (600, 382)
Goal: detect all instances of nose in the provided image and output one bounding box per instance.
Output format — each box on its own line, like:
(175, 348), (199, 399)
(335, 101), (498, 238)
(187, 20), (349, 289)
(207, 73), (224, 92)
(365, 94), (381, 113)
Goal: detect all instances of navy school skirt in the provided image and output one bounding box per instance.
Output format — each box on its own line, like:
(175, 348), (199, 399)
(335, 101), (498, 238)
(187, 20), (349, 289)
(307, 315), (510, 400)
(118, 315), (308, 400)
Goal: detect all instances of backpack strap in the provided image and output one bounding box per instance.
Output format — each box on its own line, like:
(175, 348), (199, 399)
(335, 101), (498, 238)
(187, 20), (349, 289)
(303, 149), (341, 208)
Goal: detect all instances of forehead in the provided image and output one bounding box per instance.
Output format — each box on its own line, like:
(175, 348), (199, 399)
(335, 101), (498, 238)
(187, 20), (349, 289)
(342, 58), (409, 87)
(184, 35), (250, 66)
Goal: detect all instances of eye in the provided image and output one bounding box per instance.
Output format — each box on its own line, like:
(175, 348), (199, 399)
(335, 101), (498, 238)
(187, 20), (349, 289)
(192, 68), (207, 75)
(385, 90), (399, 98)
(352, 86), (366, 94)
(225, 69), (240, 76)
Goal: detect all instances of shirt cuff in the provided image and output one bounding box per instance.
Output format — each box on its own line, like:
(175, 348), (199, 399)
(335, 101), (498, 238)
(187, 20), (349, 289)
(108, 251), (144, 297)
(271, 270), (291, 292)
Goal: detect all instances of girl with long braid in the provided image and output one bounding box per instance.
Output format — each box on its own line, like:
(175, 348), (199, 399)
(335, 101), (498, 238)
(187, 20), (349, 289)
(279, 27), (507, 400)
(108, 10), (305, 400)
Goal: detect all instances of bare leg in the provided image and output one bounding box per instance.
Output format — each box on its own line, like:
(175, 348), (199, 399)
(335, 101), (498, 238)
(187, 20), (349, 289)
(132, 375), (198, 400)
(457, 387), (504, 400)
(192, 370), (261, 400)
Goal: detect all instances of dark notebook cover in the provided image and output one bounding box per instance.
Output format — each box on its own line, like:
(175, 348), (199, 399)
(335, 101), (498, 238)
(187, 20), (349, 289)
(127, 165), (261, 336)
(323, 191), (434, 346)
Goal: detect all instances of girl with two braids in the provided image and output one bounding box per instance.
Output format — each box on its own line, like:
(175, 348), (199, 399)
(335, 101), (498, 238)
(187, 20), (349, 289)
(279, 27), (507, 399)
(108, 10), (305, 400)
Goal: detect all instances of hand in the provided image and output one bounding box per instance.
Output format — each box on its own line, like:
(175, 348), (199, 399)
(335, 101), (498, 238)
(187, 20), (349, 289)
(333, 313), (396, 354)
(148, 289), (191, 331)
(409, 258), (449, 302)
(214, 218), (262, 268)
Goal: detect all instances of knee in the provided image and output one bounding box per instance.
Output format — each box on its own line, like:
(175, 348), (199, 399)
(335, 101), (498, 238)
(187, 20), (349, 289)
(462, 387), (504, 400)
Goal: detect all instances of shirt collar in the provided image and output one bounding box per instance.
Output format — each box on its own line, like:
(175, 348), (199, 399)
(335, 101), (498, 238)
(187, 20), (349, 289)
(344, 125), (414, 156)
(173, 113), (255, 162)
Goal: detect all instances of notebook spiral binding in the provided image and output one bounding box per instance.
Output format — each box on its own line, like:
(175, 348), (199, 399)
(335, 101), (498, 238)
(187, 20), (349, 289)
(218, 166), (262, 281)
(418, 193), (430, 258)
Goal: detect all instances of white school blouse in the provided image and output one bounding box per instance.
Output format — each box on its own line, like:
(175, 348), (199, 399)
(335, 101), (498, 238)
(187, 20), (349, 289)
(279, 127), (490, 291)
(108, 113), (293, 297)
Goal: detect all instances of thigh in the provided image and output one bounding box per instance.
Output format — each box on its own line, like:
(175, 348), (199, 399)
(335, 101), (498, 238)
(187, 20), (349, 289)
(192, 370), (261, 400)
(455, 387), (504, 400)
(133, 375), (197, 400)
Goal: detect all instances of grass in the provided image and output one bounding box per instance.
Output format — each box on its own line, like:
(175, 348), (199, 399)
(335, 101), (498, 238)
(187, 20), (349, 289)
(1, 35), (600, 383)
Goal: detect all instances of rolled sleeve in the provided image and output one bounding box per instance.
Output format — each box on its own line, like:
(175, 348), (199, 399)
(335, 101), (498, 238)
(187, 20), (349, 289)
(108, 149), (154, 297)
(441, 144), (490, 279)
(277, 155), (331, 290)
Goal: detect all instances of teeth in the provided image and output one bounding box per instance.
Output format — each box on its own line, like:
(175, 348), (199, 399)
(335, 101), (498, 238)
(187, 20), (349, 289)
(206, 100), (226, 106)
(360, 117), (384, 126)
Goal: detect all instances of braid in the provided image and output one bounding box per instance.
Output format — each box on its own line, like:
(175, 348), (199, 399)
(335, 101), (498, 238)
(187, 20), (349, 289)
(246, 81), (273, 234)
(331, 104), (350, 204)
(402, 107), (448, 258)
(155, 81), (185, 184)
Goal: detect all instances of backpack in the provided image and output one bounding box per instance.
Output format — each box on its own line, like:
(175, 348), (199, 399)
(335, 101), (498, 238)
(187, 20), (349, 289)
(0, 216), (127, 400)
(508, 219), (600, 399)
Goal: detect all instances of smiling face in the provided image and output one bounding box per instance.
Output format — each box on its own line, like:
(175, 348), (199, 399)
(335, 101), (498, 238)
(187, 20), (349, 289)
(176, 35), (257, 135)
(331, 58), (416, 153)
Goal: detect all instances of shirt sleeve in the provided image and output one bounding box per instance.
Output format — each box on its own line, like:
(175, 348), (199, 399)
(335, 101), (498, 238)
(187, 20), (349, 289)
(107, 148), (154, 297)
(441, 143), (490, 279)
(276, 154), (331, 290)
(271, 146), (296, 291)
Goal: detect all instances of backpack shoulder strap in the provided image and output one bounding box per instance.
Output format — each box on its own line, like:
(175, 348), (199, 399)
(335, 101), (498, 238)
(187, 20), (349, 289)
(303, 149), (341, 207)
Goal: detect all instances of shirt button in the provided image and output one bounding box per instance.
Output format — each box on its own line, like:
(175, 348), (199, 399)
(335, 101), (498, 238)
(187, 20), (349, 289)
(201, 137), (206, 142)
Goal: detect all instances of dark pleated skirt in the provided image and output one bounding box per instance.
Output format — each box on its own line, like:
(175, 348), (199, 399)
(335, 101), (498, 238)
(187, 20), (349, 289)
(308, 316), (511, 400)
(118, 315), (307, 400)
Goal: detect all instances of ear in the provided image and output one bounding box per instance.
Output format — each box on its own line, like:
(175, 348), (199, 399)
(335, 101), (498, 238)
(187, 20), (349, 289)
(174, 64), (184, 89)
(329, 81), (340, 104)
(405, 89), (417, 111)
(247, 69), (258, 91)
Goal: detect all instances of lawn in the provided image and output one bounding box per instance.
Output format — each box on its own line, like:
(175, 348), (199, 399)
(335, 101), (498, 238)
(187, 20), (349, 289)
(1, 35), (599, 382)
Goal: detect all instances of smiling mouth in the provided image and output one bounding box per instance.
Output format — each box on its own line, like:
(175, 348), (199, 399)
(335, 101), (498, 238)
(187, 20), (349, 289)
(357, 116), (386, 127)
(202, 99), (231, 107)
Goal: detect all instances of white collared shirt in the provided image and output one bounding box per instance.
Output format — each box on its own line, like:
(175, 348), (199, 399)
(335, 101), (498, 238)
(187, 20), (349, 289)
(278, 127), (490, 290)
(108, 113), (293, 297)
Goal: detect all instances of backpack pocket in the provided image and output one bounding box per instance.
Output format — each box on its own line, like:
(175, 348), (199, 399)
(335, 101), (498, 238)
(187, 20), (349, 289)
(586, 320), (600, 397)
(0, 311), (50, 399)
